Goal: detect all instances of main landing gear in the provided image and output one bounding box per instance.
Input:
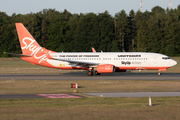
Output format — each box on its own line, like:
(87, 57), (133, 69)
(87, 69), (101, 76)
(87, 70), (93, 76)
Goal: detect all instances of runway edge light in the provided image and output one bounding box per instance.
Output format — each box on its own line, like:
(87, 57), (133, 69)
(149, 97), (152, 106)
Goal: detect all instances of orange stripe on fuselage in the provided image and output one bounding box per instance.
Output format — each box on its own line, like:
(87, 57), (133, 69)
(115, 67), (169, 71)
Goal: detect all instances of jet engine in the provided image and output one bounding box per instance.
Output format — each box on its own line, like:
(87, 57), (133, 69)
(97, 64), (115, 73)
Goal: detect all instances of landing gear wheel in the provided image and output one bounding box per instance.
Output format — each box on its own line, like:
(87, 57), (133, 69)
(87, 71), (93, 76)
(95, 71), (101, 75)
(158, 73), (161, 76)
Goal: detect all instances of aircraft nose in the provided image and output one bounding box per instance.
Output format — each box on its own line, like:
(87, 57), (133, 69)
(170, 60), (177, 66)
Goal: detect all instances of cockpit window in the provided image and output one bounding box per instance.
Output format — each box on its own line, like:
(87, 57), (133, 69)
(162, 57), (170, 60)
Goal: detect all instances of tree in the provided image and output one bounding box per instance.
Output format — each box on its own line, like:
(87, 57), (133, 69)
(97, 11), (114, 52)
(135, 11), (149, 52)
(146, 6), (165, 53)
(115, 10), (131, 52)
(129, 10), (137, 51)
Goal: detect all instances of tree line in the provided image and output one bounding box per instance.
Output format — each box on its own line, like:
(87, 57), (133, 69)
(0, 5), (180, 57)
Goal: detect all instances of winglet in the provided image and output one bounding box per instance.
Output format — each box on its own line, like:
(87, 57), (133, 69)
(92, 47), (96, 53)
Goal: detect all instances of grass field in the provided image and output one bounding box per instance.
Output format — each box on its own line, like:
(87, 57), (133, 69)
(0, 58), (69, 74)
(0, 57), (180, 120)
(1, 80), (180, 94)
(1, 97), (180, 120)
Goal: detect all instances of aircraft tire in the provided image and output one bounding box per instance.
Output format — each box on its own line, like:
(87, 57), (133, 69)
(87, 71), (93, 76)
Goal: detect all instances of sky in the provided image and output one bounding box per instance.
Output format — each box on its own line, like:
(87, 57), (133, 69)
(1, 0), (180, 16)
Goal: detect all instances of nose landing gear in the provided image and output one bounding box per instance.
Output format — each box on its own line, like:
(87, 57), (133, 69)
(158, 73), (161, 76)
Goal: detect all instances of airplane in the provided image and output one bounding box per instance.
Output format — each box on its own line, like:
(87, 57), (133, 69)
(7, 23), (177, 76)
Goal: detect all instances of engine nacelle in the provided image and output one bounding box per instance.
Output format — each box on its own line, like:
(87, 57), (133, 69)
(97, 64), (115, 73)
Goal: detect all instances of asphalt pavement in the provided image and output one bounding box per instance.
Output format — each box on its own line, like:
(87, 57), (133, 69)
(0, 73), (180, 80)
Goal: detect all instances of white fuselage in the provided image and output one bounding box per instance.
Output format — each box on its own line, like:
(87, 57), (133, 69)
(48, 52), (177, 70)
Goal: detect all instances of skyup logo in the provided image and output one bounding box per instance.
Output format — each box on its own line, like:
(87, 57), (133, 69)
(121, 61), (131, 65)
(21, 37), (52, 63)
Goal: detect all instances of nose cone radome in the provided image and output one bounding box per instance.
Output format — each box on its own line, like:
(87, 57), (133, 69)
(171, 60), (177, 67)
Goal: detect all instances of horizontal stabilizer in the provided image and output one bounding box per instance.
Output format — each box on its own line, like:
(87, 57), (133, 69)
(4, 52), (32, 57)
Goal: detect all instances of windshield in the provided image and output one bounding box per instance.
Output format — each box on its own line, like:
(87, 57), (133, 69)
(162, 57), (170, 60)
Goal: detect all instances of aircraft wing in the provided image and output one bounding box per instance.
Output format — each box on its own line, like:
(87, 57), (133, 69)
(50, 58), (99, 67)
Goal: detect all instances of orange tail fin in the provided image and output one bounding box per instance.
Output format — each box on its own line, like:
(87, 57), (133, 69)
(15, 23), (41, 55)
(15, 23), (55, 64)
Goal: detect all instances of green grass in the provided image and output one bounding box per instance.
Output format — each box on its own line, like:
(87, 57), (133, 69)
(1, 80), (180, 94)
(0, 79), (180, 120)
(0, 97), (180, 120)
(1, 57), (180, 120)
(0, 58), (83, 74)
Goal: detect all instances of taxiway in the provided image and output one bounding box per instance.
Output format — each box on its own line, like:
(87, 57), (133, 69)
(0, 73), (180, 80)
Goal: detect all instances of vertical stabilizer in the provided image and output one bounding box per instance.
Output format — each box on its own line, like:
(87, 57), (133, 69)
(15, 23), (41, 55)
(15, 23), (55, 65)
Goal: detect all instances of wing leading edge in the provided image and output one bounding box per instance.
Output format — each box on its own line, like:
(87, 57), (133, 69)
(50, 58), (99, 67)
